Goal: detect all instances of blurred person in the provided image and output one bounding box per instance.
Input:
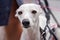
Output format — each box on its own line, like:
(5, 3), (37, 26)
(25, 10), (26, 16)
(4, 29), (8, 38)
(0, 0), (12, 40)
(0, 0), (12, 26)
(0, 0), (23, 40)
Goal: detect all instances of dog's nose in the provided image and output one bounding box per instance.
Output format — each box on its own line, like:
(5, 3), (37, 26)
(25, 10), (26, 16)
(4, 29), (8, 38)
(22, 19), (30, 28)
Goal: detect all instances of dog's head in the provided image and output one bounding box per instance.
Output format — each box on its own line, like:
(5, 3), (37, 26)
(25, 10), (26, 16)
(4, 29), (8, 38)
(15, 3), (43, 28)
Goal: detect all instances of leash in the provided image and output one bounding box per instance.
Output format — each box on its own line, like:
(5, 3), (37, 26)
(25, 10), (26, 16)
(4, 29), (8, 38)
(38, 0), (58, 40)
(40, 27), (46, 40)
(44, 0), (58, 40)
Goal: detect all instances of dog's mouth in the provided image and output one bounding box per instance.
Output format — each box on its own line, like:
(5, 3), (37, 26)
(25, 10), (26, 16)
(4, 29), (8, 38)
(23, 25), (30, 28)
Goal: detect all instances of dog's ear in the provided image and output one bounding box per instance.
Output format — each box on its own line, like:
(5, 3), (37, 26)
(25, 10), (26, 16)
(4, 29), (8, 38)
(38, 5), (43, 14)
(15, 9), (18, 18)
(35, 5), (43, 17)
(39, 15), (47, 30)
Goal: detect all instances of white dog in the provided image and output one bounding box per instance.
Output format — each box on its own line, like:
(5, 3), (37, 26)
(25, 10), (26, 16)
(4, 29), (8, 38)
(0, 3), (60, 40)
(15, 3), (48, 40)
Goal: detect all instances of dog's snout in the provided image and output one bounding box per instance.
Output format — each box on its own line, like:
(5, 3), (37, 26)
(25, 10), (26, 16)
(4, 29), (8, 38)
(22, 19), (30, 28)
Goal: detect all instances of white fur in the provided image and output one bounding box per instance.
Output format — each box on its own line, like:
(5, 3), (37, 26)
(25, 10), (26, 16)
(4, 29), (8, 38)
(39, 15), (47, 30)
(15, 3), (60, 40)
(15, 3), (42, 40)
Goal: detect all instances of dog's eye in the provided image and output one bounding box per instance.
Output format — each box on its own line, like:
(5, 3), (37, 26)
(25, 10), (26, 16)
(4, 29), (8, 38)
(32, 10), (37, 14)
(18, 11), (22, 15)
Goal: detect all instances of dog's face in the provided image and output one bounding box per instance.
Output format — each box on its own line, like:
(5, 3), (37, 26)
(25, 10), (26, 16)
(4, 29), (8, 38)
(15, 4), (42, 28)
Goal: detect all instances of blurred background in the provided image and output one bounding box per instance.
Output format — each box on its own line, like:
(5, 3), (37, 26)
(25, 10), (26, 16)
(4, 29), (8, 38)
(48, 0), (60, 24)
